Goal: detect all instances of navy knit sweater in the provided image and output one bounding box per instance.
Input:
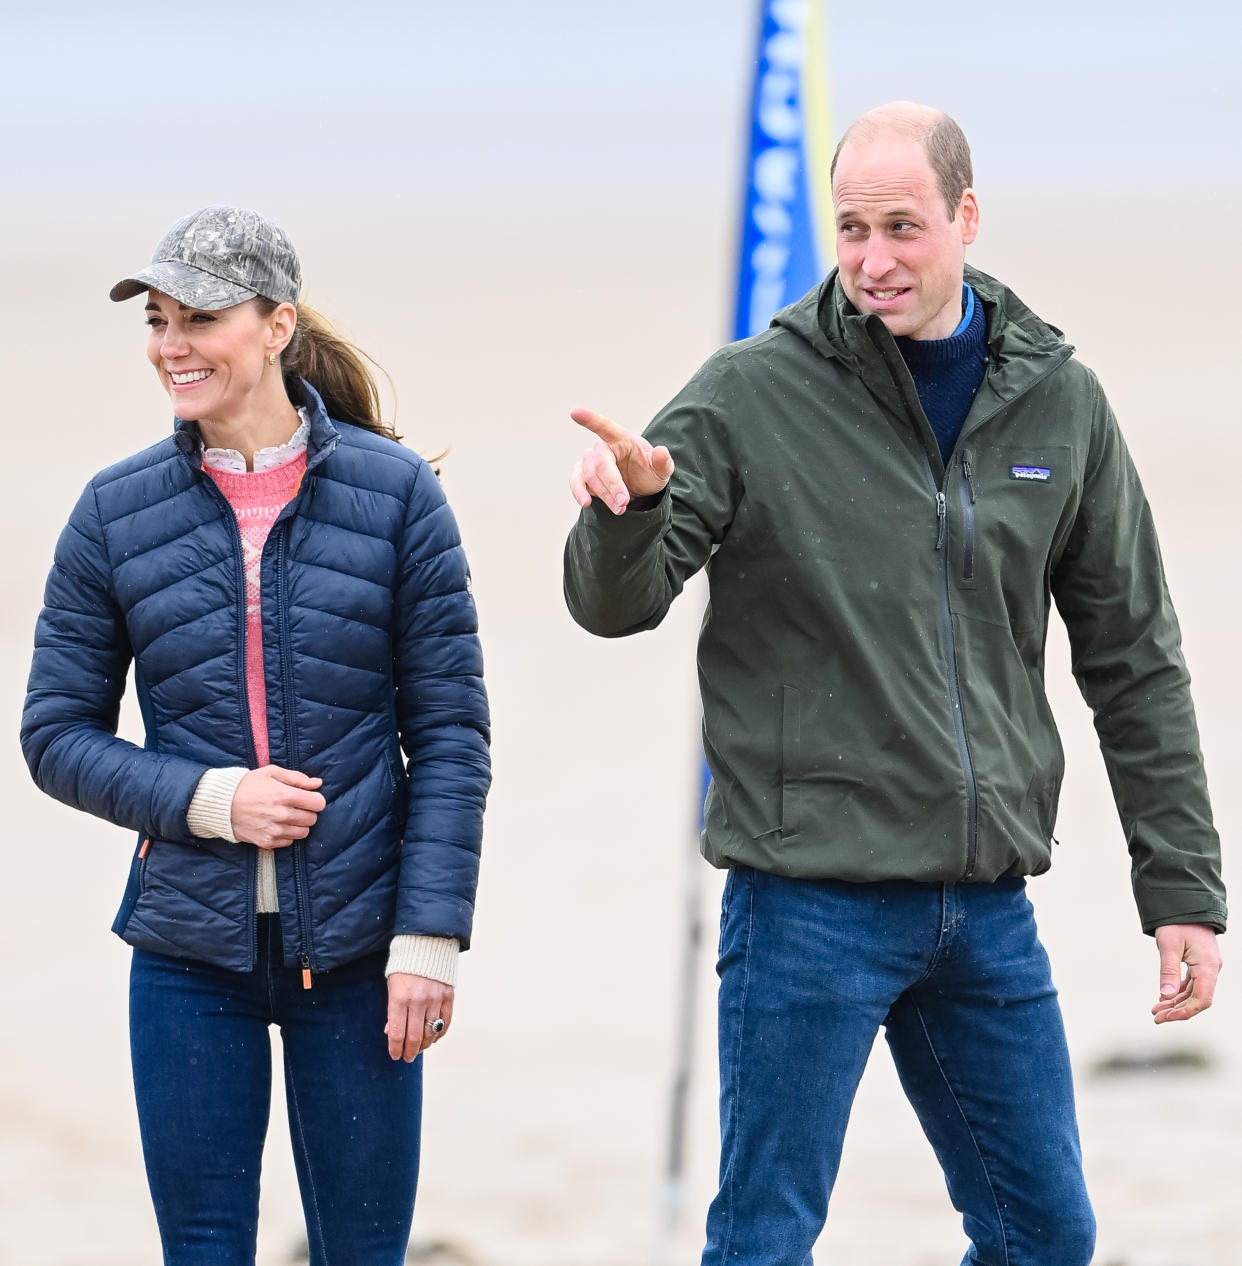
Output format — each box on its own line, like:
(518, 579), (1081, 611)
(895, 285), (987, 465)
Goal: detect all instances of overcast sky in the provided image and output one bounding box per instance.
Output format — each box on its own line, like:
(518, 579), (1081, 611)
(4, 0), (1238, 208)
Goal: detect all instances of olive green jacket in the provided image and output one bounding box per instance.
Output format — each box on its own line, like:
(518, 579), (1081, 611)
(564, 266), (1226, 934)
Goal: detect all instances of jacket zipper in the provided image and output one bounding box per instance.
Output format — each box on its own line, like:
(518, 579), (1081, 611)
(870, 327), (982, 879)
(134, 836), (153, 900)
(201, 475), (261, 969)
(960, 449), (977, 583)
(925, 459), (980, 878)
(275, 526), (315, 989)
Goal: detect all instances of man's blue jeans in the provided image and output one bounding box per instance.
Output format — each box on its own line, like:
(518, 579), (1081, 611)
(129, 915), (422, 1266)
(702, 868), (1096, 1266)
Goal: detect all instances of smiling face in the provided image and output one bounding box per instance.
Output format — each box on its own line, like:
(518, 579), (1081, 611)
(832, 134), (979, 341)
(143, 291), (294, 423)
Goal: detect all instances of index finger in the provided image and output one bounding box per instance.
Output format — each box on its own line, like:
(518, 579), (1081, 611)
(570, 407), (629, 445)
(267, 767), (323, 790)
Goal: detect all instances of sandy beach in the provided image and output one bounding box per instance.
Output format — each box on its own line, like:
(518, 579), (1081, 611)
(2, 193), (1238, 1265)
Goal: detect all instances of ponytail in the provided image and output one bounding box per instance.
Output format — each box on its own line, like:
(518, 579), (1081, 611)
(256, 299), (401, 442)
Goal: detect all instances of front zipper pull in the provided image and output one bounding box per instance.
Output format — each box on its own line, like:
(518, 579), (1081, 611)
(962, 451), (977, 504)
(138, 837), (151, 859)
(300, 953), (313, 990)
(935, 491), (947, 550)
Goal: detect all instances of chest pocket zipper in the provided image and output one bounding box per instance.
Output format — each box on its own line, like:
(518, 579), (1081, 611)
(960, 449), (977, 583)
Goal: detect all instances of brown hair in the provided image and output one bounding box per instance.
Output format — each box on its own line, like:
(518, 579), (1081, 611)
(830, 103), (973, 220)
(256, 299), (401, 443)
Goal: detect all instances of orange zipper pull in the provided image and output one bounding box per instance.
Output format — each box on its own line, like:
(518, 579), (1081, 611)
(300, 953), (312, 990)
(138, 838), (151, 859)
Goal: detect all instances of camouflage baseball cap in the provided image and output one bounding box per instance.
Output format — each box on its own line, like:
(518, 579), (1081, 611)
(109, 205), (301, 309)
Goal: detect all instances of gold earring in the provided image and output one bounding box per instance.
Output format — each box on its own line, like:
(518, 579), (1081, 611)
(268, 353), (276, 366)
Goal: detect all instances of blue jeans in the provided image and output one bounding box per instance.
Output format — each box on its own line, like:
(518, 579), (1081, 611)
(703, 869), (1095, 1266)
(129, 915), (421, 1266)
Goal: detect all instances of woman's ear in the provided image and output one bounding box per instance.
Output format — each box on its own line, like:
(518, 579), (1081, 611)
(268, 302), (298, 357)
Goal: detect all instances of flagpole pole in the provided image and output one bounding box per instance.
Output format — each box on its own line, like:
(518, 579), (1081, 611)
(657, 758), (711, 1258)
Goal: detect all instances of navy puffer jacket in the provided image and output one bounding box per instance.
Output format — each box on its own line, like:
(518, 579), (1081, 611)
(22, 382), (490, 974)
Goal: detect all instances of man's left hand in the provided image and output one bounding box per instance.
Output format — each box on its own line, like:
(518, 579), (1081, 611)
(1152, 924), (1221, 1023)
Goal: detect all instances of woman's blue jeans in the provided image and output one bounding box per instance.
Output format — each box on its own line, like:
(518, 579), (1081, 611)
(129, 915), (421, 1266)
(702, 868), (1096, 1266)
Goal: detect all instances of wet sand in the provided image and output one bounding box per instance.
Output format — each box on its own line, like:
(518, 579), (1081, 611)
(2, 195), (1239, 1264)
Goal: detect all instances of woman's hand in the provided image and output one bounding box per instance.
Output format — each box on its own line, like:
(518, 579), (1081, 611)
(386, 973), (455, 1062)
(231, 765), (326, 850)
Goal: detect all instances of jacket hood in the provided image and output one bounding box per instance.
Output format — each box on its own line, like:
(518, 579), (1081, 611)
(770, 264), (1072, 384)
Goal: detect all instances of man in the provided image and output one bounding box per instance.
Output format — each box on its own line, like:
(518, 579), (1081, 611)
(562, 103), (1226, 1265)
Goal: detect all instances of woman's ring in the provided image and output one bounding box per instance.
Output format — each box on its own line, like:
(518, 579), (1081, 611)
(425, 1017), (445, 1035)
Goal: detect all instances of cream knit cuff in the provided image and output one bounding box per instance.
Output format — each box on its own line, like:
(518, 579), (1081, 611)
(256, 851), (279, 913)
(386, 935), (459, 985)
(187, 767), (249, 842)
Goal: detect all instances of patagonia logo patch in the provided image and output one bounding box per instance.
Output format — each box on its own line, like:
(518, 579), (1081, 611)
(1009, 464), (1052, 483)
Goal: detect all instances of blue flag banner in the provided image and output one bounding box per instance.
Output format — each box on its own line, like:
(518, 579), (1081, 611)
(732, 0), (834, 342)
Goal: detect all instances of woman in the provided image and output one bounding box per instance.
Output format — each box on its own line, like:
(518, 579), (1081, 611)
(21, 205), (491, 1264)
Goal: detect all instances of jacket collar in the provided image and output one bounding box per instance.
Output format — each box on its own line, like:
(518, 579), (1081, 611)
(172, 379), (341, 472)
(768, 263), (1075, 426)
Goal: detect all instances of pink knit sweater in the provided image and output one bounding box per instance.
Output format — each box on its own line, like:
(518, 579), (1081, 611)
(203, 455), (307, 764)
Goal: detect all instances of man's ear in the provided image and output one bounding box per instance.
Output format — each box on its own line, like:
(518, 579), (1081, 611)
(958, 189), (980, 247)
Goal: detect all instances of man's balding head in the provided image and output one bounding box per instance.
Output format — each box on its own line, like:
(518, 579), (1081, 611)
(831, 103), (974, 221)
(830, 102), (980, 340)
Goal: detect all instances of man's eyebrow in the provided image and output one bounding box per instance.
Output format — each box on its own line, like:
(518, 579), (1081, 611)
(835, 204), (921, 222)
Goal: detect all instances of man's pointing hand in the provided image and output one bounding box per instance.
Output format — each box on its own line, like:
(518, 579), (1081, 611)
(569, 407), (674, 514)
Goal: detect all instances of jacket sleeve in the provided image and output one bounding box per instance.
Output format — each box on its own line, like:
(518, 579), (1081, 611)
(392, 465), (491, 950)
(1050, 375), (1226, 934)
(563, 355), (743, 636)
(21, 481), (208, 843)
